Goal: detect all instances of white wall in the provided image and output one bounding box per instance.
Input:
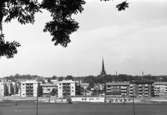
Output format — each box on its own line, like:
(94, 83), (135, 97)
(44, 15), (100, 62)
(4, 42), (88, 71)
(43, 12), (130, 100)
(20, 80), (39, 97)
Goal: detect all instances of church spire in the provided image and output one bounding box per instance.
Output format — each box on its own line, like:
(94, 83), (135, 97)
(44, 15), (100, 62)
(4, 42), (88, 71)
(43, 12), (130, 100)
(100, 58), (106, 76)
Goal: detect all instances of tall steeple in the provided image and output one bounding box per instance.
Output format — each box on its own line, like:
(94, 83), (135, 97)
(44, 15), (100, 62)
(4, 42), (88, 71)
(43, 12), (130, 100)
(100, 58), (106, 76)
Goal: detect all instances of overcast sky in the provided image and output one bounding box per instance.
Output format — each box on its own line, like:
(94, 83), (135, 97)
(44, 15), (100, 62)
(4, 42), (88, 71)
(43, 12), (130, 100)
(0, 0), (167, 77)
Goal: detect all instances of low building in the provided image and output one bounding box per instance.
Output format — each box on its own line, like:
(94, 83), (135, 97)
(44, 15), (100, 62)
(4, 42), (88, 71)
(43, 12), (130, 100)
(57, 80), (76, 98)
(20, 80), (40, 97)
(41, 83), (57, 97)
(153, 82), (167, 97)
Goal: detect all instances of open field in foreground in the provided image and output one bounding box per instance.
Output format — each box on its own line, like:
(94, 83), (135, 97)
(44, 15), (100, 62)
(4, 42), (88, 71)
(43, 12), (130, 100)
(0, 102), (166, 115)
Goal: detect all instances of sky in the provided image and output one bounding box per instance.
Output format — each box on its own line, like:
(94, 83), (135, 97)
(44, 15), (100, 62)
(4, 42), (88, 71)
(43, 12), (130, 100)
(0, 0), (167, 77)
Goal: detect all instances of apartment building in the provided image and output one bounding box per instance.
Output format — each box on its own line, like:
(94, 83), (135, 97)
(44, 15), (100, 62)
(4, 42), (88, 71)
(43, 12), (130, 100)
(130, 81), (153, 98)
(106, 82), (130, 97)
(153, 82), (167, 97)
(0, 80), (18, 96)
(20, 80), (39, 97)
(0, 81), (6, 96)
(57, 80), (76, 98)
(105, 82), (131, 103)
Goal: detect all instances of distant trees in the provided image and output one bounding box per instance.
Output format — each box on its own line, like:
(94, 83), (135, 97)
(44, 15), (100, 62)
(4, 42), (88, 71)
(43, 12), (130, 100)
(83, 76), (96, 90)
(38, 85), (43, 97)
(58, 77), (64, 81)
(83, 75), (95, 83)
(4, 84), (9, 96)
(50, 88), (57, 96)
(4, 73), (167, 85)
(76, 84), (84, 96)
(5, 74), (42, 81)
(15, 83), (20, 94)
(9, 83), (15, 95)
(65, 75), (74, 80)
(52, 75), (57, 80)
(56, 75), (74, 81)
(82, 74), (167, 89)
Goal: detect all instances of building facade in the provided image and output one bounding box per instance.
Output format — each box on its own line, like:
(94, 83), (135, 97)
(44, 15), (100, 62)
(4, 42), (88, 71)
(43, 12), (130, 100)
(153, 82), (167, 97)
(0, 80), (19, 96)
(105, 81), (154, 103)
(105, 82), (132, 103)
(0, 82), (6, 96)
(130, 81), (153, 98)
(20, 80), (39, 97)
(106, 82), (130, 97)
(57, 80), (76, 98)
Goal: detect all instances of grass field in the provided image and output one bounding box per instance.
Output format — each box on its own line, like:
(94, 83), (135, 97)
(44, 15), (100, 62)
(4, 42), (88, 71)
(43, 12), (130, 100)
(0, 102), (166, 115)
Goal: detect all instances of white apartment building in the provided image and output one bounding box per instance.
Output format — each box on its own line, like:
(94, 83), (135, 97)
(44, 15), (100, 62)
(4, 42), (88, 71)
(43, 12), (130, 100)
(0, 80), (18, 96)
(57, 80), (76, 98)
(106, 82), (130, 97)
(154, 82), (167, 97)
(0, 82), (6, 96)
(20, 80), (39, 97)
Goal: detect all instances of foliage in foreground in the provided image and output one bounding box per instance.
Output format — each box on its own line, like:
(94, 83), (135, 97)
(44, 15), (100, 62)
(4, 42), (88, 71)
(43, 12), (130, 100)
(0, 0), (129, 58)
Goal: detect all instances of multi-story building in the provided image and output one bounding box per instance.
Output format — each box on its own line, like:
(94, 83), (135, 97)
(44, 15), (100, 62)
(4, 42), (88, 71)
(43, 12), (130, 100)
(20, 80), (40, 97)
(57, 80), (76, 98)
(0, 81), (6, 96)
(128, 83), (135, 97)
(105, 82), (131, 103)
(0, 80), (19, 96)
(130, 81), (153, 98)
(153, 82), (167, 97)
(106, 82), (130, 97)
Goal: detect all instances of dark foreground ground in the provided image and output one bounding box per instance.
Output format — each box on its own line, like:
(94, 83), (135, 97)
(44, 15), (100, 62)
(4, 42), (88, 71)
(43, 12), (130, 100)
(0, 101), (166, 115)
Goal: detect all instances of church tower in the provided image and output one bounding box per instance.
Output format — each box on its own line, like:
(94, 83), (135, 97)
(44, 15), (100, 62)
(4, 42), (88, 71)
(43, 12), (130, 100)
(100, 58), (107, 76)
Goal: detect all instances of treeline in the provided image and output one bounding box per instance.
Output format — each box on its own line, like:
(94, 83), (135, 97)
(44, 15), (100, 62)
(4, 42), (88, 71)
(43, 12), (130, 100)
(4, 74), (42, 81)
(3, 74), (167, 83)
(81, 74), (167, 88)
(3, 74), (75, 81)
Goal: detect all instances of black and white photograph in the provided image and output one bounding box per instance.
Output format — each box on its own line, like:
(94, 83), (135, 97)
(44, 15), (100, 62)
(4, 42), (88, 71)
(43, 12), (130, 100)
(0, 0), (167, 115)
